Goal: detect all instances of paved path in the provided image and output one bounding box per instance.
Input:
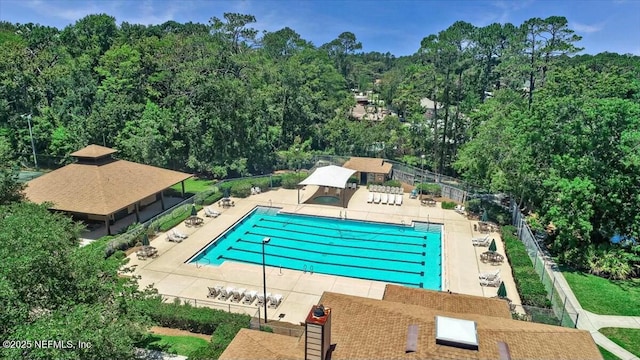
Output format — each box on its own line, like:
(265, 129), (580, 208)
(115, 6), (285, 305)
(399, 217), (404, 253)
(550, 264), (640, 360)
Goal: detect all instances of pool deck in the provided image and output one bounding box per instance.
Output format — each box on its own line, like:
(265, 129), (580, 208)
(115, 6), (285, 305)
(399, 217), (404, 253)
(129, 186), (522, 324)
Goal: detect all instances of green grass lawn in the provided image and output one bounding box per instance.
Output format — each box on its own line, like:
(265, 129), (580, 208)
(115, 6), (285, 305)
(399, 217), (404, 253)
(598, 345), (620, 360)
(170, 178), (215, 193)
(562, 269), (640, 316)
(139, 334), (209, 356)
(600, 328), (640, 357)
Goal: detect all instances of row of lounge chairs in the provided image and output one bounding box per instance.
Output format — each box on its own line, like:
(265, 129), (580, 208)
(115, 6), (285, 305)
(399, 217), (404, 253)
(167, 228), (188, 242)
(250, 187), (262, 195)
(367, 186), (403, 205)
(207, 286), (283, 308)
(369, 185), (402, 194)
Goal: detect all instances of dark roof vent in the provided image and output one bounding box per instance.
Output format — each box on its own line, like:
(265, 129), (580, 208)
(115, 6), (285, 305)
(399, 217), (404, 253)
(313, 304), (326, 318)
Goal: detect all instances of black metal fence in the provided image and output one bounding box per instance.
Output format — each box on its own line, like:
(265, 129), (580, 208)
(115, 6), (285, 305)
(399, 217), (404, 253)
(510, 202), (580, 328)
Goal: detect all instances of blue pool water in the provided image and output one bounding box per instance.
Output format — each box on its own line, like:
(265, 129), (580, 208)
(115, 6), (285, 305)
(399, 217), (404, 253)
(189, 208), (442, 289)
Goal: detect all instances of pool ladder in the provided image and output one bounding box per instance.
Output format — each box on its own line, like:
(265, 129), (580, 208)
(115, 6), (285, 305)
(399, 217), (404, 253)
(195, 258), (211, 269)
(303, 264), (314, 274)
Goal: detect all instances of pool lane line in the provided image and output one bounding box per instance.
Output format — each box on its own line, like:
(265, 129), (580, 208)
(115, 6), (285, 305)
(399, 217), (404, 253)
(236, 238), (425, 265)
(218, 252), (424, 285)
(243, 231), (427, 256)
(252, 223), (429, 247)
(261, 217), (429, 240)
(219, 253), (424, 288)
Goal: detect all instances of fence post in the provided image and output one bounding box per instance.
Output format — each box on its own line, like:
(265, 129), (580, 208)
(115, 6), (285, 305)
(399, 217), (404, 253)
(540, 258), (545, 282)
(559, 296), (568, 326)
(574, 313), (579, 329)
(549, 276), (556, 303)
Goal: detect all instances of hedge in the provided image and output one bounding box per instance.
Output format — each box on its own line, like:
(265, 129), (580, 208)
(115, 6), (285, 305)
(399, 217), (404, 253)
(502, 225), (551, 308)
(441, 201), (457, 210)
(134, 297), (250, 335)
(416, 183), (441, 196)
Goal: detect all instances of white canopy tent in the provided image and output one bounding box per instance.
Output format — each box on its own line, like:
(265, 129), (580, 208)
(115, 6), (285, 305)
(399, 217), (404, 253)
(298, 165), (356, 189)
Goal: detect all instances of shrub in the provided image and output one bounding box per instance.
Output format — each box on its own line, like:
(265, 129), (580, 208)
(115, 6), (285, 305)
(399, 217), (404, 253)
(202, 192), (223, 206)
(502, 226), (551, 308)
(231, 183), (252, 198)
(466, 199), (481, 214)
(383, 179), (401, 187)
(158, 205), (192, 232)
(416, 183), (441, 196)
(348, 176), (359, 184)
(441, 201), (457, 210)
(281, 173), (306, 189)
(133, 297), (250, 335)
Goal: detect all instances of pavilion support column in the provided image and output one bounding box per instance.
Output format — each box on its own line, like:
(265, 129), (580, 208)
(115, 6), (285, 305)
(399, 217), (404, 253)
(105, 215), (112, 236)
(135, 203), (140, 223)
(181, 181), (186, 199)
(160, 191), (166, 210)
(297, 186), (300, 204)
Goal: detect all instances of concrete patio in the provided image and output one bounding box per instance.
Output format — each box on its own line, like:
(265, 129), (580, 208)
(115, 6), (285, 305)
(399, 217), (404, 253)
(128, 185), (521, 325)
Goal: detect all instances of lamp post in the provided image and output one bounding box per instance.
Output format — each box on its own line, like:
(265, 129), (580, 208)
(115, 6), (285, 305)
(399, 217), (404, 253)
(420, 154), (425, 197)
(21, 114), (38, 170)
(261, 237), (271, 324)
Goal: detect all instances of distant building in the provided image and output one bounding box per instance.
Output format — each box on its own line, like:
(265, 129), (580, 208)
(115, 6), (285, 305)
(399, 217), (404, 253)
(420, 97), (444, 120)
(342, 156), (392, 184)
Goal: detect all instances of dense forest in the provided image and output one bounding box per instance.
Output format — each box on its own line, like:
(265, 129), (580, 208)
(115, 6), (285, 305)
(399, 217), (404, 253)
(1, 13), (639, 277)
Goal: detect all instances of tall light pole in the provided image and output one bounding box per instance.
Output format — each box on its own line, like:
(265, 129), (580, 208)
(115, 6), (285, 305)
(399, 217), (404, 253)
(261, 237), (271, 324)
(21, 114), (38, 170)
(420, 154), (425, 197)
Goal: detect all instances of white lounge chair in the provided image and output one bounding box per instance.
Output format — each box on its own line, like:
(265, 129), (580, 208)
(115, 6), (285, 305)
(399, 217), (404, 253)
(219, 287), (235, 301)
(256, 292), (271, 307)
(255, 187), (261, 194)
(388, 194), (396, 205)
(367, 192), (374, 203)
(455, 205), (466, 215)
(204, 206), (220, 218)
(207, 285), (223, 298)
(480, 277), (501, 287)
(380, 193), (388, 204)
(268, 294), (283, 308)
(231, 288), (246, 302)
(479, 269), (501, 281)
(242, 290), (257, 305)
(172, 229), (189, 239)
(472, 235), (491, 246)
(166, 232), (183, 243)
(395, 194), (403, 206)
(373, 192), (381, 203)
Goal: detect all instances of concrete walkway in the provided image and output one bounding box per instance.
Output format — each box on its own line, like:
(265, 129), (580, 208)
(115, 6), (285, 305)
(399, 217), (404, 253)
(550, 264), (640, 359)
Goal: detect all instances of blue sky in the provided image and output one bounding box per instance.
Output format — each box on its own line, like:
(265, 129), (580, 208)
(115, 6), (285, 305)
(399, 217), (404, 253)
(1, 0), (639, 56)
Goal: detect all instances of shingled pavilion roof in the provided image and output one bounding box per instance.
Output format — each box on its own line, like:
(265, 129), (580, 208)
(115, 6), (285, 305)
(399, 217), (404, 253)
(25, 145), (192, 216)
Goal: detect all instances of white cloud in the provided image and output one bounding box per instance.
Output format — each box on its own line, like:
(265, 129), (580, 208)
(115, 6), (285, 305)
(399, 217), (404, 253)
(572, 21), (604, 34)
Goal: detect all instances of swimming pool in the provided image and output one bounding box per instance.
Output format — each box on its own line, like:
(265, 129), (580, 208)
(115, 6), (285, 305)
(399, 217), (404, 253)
(189, 207), (442, 289)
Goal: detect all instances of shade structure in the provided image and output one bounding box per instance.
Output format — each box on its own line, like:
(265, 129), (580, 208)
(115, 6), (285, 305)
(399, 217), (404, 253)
(497, 281), (507, 298)
(191, 205), (197, 216)
(298, 165), (357, 189)
(481, 209), (488, 222)
(488, 239), (497, 252)
(142, 233), (150, 246)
